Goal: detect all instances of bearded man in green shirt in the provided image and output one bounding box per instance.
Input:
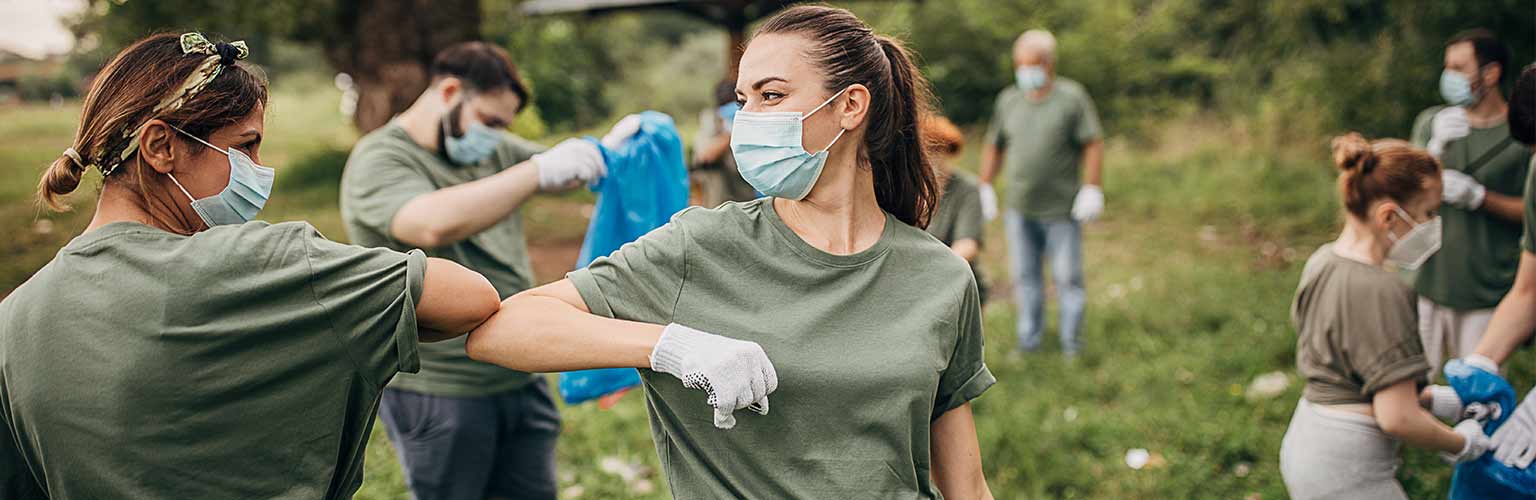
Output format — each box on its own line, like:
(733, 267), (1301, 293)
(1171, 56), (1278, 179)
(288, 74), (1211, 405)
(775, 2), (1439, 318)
(1409, 29), (1532, 378)
(340, 42), (637, 500)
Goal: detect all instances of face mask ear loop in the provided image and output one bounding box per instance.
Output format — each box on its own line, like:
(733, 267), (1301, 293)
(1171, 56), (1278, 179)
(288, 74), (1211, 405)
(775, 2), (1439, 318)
(165, 123), (230, 156)
(800, 87), (851, 122)
(818, 127), (848, 154)
(165, 170), (198, 203)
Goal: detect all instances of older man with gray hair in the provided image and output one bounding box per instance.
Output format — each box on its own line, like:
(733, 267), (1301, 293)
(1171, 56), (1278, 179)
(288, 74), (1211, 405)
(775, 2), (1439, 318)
(978, 29), (1104, 359)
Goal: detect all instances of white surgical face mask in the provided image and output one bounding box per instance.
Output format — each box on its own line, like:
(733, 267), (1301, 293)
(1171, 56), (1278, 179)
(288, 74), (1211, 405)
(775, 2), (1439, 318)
(1385, 206), (1442, 270)
(165, 124), (275, 227)
(729, 87), (849, 200)
(1016, 65), (1048, 91)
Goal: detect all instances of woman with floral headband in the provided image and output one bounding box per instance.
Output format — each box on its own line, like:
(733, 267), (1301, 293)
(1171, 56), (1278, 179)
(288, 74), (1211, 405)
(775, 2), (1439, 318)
(0, 32), (767, 499)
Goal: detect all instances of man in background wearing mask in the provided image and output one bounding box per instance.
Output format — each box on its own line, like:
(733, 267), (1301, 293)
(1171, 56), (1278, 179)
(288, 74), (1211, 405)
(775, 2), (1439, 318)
(1410, 29), (1532, 378)
(978, 29), (1104, 360)
(339, 42), (634, 500)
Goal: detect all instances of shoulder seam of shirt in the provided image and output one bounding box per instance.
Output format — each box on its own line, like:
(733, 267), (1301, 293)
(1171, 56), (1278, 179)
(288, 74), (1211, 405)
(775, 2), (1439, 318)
(299, 226), (379, 390)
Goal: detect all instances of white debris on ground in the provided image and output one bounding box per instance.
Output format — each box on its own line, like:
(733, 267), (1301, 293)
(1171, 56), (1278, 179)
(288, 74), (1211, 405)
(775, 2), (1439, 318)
(1245, 371), (1291, 401)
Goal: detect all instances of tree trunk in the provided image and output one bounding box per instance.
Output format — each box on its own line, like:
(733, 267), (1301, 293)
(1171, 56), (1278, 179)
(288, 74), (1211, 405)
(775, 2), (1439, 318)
(321, 0), (481, 132)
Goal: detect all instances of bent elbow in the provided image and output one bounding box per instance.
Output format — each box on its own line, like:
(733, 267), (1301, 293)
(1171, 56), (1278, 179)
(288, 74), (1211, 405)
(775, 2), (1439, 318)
(465, 291), (539, 368)
(1374, 412), (1409, 437)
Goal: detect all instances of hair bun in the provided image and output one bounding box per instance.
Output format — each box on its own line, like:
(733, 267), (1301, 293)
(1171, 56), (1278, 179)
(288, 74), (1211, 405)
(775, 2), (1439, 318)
(1331, 132), (1375, 173)
(214, 42), (240, 66)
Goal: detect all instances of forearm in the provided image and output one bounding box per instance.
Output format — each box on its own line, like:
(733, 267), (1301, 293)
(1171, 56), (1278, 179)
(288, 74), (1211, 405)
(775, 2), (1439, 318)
(1382, 409), (1466, 454)
(1081, 140), (1104, 186)
(1376, 383), (1465, 454)
(950, 239), (980, 263)
(391, 162), (541, 248)
(465, 291), (661, 373)
(931, 404), (993, 499)
(1480, 191), (1524, 223)
(979, 145), (1002, 185)
(1475, 252), (1536, 364)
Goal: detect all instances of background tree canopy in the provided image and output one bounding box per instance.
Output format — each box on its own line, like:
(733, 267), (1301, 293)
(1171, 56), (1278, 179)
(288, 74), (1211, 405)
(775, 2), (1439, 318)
(67, 0), (1533, 139)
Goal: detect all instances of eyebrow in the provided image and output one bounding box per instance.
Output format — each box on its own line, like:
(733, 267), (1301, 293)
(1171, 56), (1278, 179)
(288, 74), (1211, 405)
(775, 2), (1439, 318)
(237, 130), (262, 143)
(750, 77), (787, 90)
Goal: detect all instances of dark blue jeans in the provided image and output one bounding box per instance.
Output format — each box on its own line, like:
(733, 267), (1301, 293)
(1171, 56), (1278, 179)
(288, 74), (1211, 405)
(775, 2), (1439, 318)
(379, 378), (560, 500)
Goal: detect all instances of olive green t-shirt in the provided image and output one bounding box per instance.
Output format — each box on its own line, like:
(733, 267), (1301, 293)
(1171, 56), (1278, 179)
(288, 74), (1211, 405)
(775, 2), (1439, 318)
(927, 171), (985, 248)
(1292, 245), (1428, 406)
(341, 122), (544, 397)
(984, 78), (1103, 219)
(1411, 107), (1533, 309)
(568, 199), (994, 499)
(0, 221), (425, 499)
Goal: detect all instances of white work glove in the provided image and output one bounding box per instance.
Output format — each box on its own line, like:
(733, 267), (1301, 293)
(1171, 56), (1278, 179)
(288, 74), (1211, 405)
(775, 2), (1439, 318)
(1428, 106), (1471, 158)
(1426, 385), (1465, 421)
(601, 114), (643, 150)
(532, 138), (607, 191)
(1071, 185), (1105, 222)
(1492, 388), (1536, 468)
(977, 184), (999, 221)
(1445, 419), (1495, 464)
(649, 323), (778, 430)
(1441, 169), (1486, 210)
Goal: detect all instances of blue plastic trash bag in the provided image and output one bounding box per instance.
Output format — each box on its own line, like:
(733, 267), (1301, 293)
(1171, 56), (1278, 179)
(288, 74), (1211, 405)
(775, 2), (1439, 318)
(1445, 359), (1536, 498)
(559, 111), (689, 406)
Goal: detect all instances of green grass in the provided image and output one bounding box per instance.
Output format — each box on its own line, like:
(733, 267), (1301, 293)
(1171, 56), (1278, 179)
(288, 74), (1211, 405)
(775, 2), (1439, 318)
(3, 81), (1533, 499)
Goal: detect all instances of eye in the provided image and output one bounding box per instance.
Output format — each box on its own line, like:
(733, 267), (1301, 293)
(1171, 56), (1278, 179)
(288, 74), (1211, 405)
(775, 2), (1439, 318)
(761, 91), (784, 102)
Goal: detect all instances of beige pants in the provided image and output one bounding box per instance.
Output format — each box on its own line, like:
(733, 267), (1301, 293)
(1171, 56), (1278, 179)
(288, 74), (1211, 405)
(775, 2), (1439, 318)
(1280, 399), (1406, 500)
(1418, 297), (1495, 379)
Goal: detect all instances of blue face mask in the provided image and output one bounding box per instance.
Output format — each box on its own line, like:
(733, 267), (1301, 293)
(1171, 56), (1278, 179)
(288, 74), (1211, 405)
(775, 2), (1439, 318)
(1440, 68), (1483, 107)
(1016, 65), (1048, 91)
(443, 102), (501, 165)
(729, 87), (849, 200)
(165, 125), (275, 227)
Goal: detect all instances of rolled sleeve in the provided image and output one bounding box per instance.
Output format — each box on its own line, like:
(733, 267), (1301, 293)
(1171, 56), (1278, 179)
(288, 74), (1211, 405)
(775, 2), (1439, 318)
(934, 281), (994, 419)
(1074, 90), (1103, 145)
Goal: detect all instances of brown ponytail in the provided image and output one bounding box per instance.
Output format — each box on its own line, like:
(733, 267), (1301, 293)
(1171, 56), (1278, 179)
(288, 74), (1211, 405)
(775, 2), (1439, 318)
(37, 33), (267, 212)
(1331, 132), (1440, 218)
(757, 5), (939, 228)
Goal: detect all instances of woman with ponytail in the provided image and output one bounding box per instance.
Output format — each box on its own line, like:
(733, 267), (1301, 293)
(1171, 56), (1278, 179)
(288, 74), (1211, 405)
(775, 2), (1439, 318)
(465, 4), (994, 498)
(1279, 134), (1488, 499)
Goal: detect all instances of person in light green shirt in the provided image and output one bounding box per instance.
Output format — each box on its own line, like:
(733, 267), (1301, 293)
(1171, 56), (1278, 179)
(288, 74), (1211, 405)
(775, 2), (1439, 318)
(340, 41), (639, 500)
(464, 6), (995, 498)
(1407, 29), (1531, 377)
(978, 29), (1105, 358)
(0, 33), (503, 499)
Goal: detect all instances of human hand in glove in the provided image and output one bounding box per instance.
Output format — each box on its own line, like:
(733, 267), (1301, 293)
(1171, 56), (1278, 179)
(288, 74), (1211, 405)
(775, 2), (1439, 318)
(977, 184), (998, 221)
(1071, 185), (1104, 222)
(1445, 419), (1495, 464)
(1493, 388), (1536, 468)
(1425, 384), (1465, 421)
(532, 138), (607, 191)
(1441, 169), (1486, 210)
(602, 114), (643, 150)
(649, 323), (778, 429)
(1428, 106), (1471, 158)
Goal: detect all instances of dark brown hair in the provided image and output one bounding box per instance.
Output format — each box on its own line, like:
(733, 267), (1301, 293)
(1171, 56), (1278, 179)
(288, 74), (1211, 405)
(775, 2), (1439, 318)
(1331, 133), (1441, 219)
(1448, 29), (1510, 84)
(39, 33), (268, 211)
(431, 41), (529, 113)
(1510, 63), (1535, 146)
(756, 5), (939, 228)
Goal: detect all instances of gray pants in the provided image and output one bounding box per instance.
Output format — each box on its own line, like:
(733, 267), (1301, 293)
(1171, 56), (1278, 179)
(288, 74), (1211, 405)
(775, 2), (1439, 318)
(1280, 399), (1406, 500)
(380, 378), (561, 500)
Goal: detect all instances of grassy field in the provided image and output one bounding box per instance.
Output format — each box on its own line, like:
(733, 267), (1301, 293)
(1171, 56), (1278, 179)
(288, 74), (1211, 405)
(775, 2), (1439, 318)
(3, 78), (1533, 499)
